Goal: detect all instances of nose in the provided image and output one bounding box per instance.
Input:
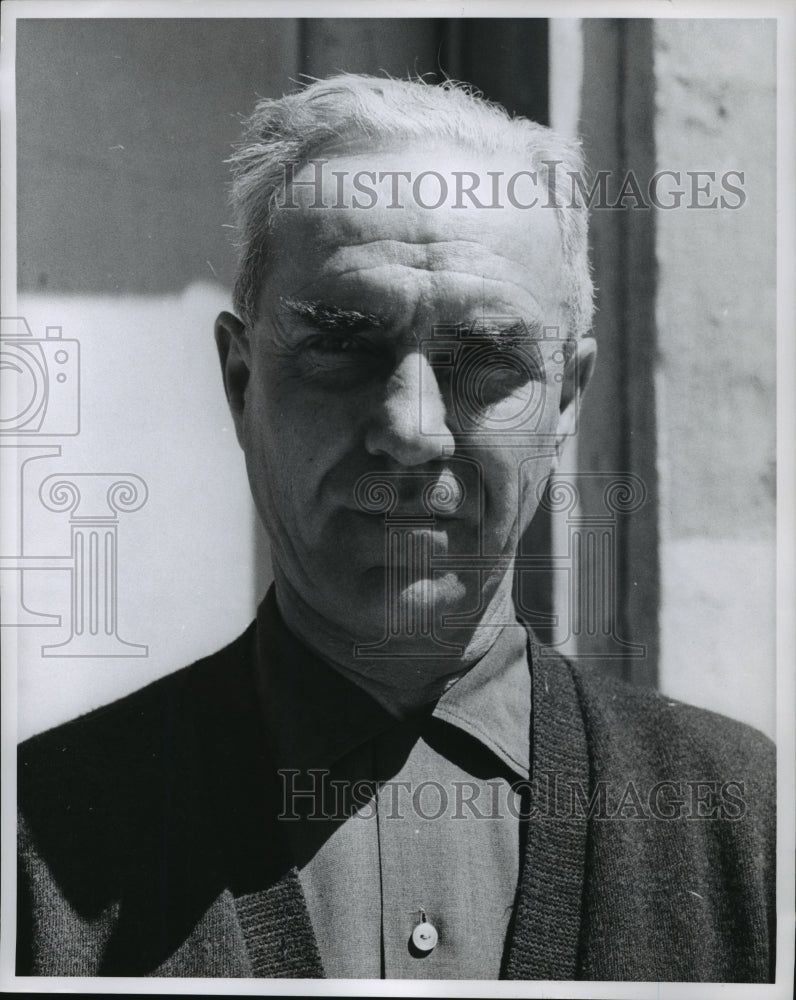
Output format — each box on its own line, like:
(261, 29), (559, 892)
(365, 351), (455, 465)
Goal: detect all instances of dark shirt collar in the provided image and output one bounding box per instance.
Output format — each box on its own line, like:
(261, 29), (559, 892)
(255, 586), (531, 780)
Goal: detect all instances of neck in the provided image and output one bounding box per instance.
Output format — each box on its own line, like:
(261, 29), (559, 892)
(272, 567), (518, 717)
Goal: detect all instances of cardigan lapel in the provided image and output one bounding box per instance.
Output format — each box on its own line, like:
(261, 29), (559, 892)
(503, 635), (589, 979)
(234, 869), (324, 978)
(146, 875), (324, 978)
(187, 612), (325, 979)
(250, 597), (589, 979)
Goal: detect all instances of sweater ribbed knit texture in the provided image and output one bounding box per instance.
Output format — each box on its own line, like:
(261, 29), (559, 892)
(17, 617), (775, 981)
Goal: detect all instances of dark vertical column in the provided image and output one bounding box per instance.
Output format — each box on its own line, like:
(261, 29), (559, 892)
(621, 21), (658, 688)
(457, 19), (549, 125)
(577, 19), (658, 685)
(300, 19), (441, 78)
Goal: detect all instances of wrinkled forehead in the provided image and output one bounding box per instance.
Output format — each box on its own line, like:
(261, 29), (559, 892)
(266, 143), (566, 314)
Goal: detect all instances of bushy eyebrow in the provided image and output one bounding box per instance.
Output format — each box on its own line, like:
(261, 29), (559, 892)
(279, 298), (551, 351)
(464, 318), (545, 345)
(279, 296), (387, 333)
(472, 320), (529, 341)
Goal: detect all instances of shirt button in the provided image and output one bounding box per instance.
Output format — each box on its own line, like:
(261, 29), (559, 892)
(411, 920), (438, 952)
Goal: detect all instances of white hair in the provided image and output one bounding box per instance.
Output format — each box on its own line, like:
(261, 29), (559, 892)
(228, 74), (594, 338)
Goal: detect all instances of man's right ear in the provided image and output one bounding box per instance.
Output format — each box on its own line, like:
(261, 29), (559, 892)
(214, 311), (251, 447)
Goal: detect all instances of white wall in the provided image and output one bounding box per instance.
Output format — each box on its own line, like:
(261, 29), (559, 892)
(10, 286), (272, 740)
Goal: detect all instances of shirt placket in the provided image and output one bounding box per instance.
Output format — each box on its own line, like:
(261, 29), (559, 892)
(376, 722), (446, 979)
(374, 723), (522, 979)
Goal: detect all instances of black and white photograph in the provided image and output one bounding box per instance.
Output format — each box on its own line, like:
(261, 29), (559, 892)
(1, 1), (793, 995)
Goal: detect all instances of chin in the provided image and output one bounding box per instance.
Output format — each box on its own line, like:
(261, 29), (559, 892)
(397, 573), (467, 612)
(337, 571), (471, 644)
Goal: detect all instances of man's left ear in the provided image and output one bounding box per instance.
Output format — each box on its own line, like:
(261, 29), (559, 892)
(555, 336), (597, 447)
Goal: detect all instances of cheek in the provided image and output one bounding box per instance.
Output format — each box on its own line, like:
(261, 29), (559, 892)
(480, 452), (553, 508)
(247, 371), (364, 508)
(474, 428), (558, 545)
(472, 454), (524, 540)
(474, 380), (560, 493)
(517, 454), (556, 519)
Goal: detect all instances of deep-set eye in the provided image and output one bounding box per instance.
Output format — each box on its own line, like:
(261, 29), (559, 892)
(305, 335), (369, 355)
(297, 333), (388, 387)
(452, 341), (543, 407)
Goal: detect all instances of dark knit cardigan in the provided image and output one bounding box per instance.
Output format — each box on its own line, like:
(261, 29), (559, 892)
(17, 620), (776, 981)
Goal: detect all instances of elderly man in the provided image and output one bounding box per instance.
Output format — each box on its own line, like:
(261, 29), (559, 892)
(17, 75), (774, 982)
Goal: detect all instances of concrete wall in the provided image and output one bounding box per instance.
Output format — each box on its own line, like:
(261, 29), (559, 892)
(653, 20), (776, 738)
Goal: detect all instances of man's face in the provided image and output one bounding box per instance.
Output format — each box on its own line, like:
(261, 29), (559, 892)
(220, 143), (592, 650)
